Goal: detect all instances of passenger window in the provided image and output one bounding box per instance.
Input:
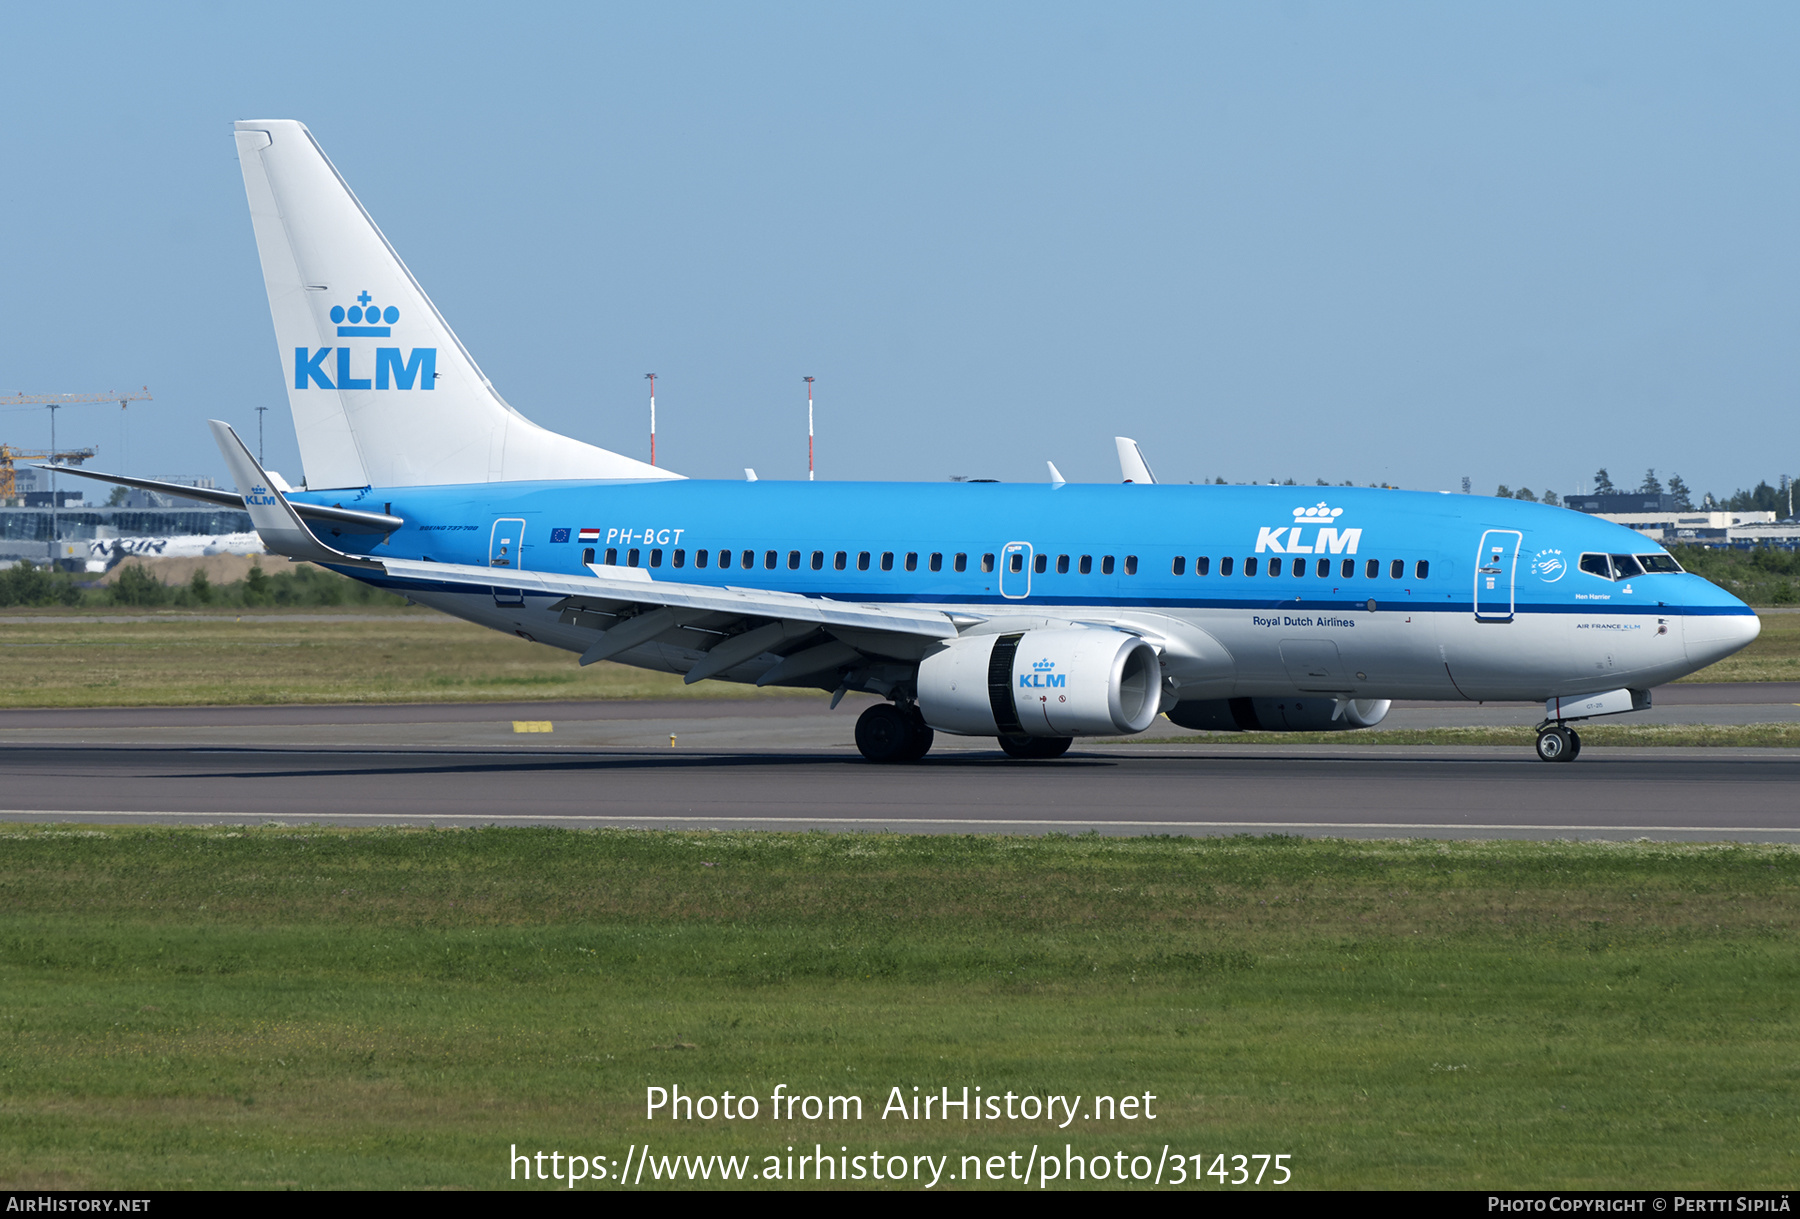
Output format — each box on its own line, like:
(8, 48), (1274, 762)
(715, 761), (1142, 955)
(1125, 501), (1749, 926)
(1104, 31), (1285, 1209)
(650, 549), (663, 568)
(1008, 552), (1022, 574)
(1415, 559), (1429, 580)
(627, 548), (641, 567)
(953, 553), (967, 573)
(787, 550), (801, 570)
(1244, 557), (1258, 577)
(765, 550), (778, 570)
(881, 552), (894, 571)
(1341, 559), (1353, 579)
(1295, 559), (1307, 578)
(1365, 559), (1378, 579)
(1124, 555), (1138, 575)
(1579, 553), (1612, 579)
(834, 551), (847, 571)
(1269, 557), (1283, 577)
(1316, 558), (1329, 577)
(930, 553), (943, 572)
(982, 553), (996, 573)
(742, 550), (755, 569)
(856, 551), (870, 571)
(1034, 553), (1047, 574)
(673, 548), (687, 569)
(1220, 556), (1234, 576)
(1610, 554), (1644, 578)
(1102, 555), (1115, 575)
(1637, 554), (1682, 573)
(812, 551), (825, 570)
(604, 548), (618, 565)
(1196, 556), (1210, 576)
(1057, 554), (1070, 574)
(1079, 555), (1092, 574)
(905, 552), (918, 571)
(583, 547), (596, 565)
(1171, 556), (1185, 576)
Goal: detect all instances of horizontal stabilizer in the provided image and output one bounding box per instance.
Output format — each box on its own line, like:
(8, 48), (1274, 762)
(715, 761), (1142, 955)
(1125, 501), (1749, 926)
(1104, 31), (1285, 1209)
(39, 462), (401, 533)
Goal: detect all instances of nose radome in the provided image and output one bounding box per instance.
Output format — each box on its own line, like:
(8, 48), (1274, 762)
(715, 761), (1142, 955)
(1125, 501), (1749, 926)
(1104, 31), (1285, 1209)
(1685, 611), (1761, 668)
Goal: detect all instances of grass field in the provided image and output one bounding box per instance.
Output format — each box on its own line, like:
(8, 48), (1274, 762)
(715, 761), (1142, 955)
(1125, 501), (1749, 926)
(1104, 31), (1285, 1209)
(0, 605), (1793, 708)
(0, 608), (798, 706)
(1, 828), (1795, 1190)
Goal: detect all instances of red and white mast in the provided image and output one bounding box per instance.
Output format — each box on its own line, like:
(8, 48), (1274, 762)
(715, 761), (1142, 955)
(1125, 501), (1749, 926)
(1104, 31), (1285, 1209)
(804, 375), (815, 481)
(645, 372), (657, 466)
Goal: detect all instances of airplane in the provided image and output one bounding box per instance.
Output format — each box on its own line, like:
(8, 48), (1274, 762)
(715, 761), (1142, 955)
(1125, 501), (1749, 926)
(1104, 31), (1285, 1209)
(52, 120), (1761, 765)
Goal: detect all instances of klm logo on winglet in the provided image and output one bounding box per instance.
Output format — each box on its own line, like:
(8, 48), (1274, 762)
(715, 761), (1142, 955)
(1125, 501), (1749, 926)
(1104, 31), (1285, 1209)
(294, 290), (436, 391)
(245, 484), (279, 507)
(1020, 659), (1066, 689)
(1256, 501), (1362, 555)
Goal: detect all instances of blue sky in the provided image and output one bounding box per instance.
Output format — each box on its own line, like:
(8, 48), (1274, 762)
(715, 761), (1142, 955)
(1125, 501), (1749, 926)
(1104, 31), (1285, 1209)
(4, 3), (1797, 500)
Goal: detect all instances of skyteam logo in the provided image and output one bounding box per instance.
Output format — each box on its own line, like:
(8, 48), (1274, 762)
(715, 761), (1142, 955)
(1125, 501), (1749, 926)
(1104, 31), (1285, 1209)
(1019, 658), (1066, 689)
(1531, 548), (1568, 583)
(1255, 501), (1362, 555)
(294, 289), (436, 392)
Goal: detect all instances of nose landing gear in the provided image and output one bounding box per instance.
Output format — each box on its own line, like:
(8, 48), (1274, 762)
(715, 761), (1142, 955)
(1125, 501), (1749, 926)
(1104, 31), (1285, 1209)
(1534, 724), (1583, 763)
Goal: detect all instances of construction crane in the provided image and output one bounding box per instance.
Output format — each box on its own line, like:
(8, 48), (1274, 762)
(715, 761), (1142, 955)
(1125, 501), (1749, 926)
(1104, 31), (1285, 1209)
(0, 444), (97, 501)
(0, 388), (149, 503)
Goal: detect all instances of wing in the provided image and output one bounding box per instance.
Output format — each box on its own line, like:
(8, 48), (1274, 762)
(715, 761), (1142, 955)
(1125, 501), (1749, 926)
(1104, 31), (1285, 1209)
(208, 420), (957, 688)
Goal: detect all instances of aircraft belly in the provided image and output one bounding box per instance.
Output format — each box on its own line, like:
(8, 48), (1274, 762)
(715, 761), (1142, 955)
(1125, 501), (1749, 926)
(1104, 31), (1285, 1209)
(1440, 610), (1688, 700)
(1190, 606), (1454, 700)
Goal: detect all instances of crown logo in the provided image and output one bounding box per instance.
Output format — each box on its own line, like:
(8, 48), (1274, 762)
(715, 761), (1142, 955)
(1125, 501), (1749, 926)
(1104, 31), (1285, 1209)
(1032, 658), (1055, 671)
(331, 290), (399, 337)
(1292, 501), (1344, 521)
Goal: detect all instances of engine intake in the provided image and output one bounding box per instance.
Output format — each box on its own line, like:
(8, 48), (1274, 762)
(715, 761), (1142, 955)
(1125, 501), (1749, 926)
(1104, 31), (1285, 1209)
(1166, 696), (1391, 733)
(917, 628), (1162, 738)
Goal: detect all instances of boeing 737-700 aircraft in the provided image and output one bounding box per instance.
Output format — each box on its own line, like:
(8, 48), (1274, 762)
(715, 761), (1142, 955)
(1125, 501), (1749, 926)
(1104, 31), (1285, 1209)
(54, 121), (1762, 763)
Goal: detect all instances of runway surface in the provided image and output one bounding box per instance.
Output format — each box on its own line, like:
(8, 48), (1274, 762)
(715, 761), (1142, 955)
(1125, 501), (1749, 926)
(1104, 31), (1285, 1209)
(1, 681), (1797, 840)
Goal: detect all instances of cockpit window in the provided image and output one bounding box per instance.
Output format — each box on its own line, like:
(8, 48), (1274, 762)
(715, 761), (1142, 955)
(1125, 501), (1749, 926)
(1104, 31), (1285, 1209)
(1637, 553), (1683, 574)
(1610, 554), (1645, 578)
(1578, 553), (1613, 579)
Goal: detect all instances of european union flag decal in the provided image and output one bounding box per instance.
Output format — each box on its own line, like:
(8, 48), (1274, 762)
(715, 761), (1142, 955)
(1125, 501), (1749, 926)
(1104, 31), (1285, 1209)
(549, 528), (571, 544)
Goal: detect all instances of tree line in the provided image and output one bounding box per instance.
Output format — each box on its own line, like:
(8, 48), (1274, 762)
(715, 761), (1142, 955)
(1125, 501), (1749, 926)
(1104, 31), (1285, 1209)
(1494, 469), (1793, 516)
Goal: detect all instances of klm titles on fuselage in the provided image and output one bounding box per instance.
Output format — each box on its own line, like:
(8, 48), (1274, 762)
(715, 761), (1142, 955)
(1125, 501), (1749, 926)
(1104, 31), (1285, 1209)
(1256, 503), (1361, 555)
(293, 292), (436, 391)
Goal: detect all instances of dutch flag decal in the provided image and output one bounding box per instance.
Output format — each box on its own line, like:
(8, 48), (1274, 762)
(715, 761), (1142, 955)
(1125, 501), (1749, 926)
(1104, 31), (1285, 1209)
(578, 527), (601, 543)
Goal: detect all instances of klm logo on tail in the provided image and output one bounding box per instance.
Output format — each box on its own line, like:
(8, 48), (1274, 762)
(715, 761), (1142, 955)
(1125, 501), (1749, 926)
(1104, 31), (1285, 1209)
(294, 290), (436, 390)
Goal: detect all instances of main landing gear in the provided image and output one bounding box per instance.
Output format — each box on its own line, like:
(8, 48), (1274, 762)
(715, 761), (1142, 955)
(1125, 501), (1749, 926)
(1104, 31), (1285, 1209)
(1534, 724), (1583, 763)
(855, 703), (934, 763)
(998, 735), (1073, 760)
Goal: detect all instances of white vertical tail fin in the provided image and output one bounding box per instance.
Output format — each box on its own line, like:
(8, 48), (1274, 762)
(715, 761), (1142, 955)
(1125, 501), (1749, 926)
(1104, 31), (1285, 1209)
(233, 120), (677, 489)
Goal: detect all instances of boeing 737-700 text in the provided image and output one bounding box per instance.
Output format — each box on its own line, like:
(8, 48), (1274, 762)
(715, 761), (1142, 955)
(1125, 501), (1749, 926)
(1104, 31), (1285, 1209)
(53, 121), (1761, 764)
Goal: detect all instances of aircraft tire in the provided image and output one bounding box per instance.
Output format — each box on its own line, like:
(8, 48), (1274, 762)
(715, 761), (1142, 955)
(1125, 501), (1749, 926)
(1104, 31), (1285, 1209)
(856, 703), (918, 763)
(998, 734), (1074, 760)
(1535, 726), (1575, 763)
(898, 708), (934, 762)
(1567, 728), (1581, 759)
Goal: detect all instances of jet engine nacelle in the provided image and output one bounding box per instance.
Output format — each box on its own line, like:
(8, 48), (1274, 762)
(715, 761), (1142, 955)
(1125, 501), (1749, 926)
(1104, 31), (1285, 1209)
(1166, 696), (1391, 733)
(917, 627), (1162, 738)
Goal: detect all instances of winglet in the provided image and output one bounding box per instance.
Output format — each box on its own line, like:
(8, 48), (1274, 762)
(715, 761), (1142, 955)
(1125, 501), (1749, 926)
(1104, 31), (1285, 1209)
(208, 419), (381, 568)
(1115, 437), (1157, 484)
(1046, 460), (1066, 488)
